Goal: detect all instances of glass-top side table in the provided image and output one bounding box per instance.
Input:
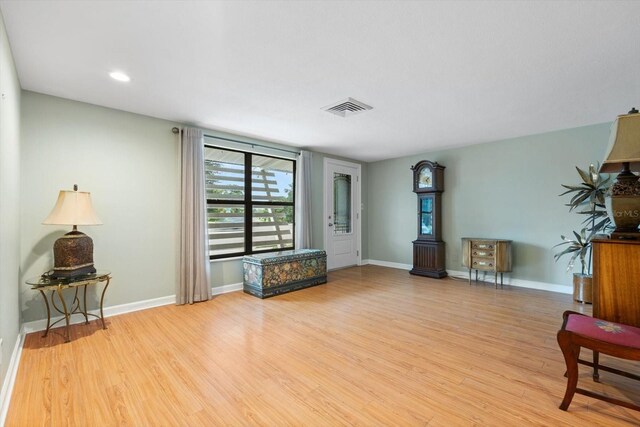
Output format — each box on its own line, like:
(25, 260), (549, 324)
(26, 271), (111, 343)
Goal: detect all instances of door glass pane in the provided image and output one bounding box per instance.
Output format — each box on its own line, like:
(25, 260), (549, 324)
(333, 173), (352, 234)
(251, 155), (294, 202)
(207, 205), (245, 256)
(252, 205), (293, 251)
(421, 196), (433, 235)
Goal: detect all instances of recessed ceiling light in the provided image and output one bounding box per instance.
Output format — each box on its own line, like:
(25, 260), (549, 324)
(109, 71), (130, 82)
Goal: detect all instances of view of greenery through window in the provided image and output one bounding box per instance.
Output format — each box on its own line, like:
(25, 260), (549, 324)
(204, 146), (295, 258)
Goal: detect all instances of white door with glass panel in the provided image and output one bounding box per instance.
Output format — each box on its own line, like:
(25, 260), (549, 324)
(324, 158), (361, 270)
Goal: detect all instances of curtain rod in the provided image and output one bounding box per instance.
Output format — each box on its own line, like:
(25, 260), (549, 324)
(172, 127), (300, 156)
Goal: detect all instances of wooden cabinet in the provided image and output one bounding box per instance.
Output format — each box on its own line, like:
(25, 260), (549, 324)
(461, 238), (512, 288)
(592, 238), (640, 327)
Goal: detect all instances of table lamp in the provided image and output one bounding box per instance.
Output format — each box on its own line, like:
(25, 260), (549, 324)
(600, 108), (640, 238)
(43, 184), (102, 278)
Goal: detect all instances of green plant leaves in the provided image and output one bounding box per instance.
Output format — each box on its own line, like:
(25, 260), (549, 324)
(554, 163), (612, 274)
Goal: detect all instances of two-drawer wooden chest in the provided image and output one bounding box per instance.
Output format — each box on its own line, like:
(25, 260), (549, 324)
(461, 238), (512, 288)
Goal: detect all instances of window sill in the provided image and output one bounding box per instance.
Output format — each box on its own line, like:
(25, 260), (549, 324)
(210, 256), (244, 263)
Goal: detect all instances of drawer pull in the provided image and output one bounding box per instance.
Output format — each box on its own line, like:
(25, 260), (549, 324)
(472, 251), (494, 257)
(472, 243), (495, 249)
(472, 261), (494, 268)
(471, 243), (493, 249)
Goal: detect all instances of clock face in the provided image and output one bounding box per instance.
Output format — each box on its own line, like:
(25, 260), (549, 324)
(418, 167), (433, 188)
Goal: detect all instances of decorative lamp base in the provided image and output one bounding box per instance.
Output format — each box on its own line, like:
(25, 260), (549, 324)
(51, 230), (97, 279)
(610, 188), (640, 238)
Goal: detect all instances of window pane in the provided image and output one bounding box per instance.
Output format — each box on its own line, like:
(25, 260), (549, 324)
(333, 173), (351, 234)
(203, 145), (297, 259)
(251, 155), (294, 202)
(208, 205), (245, 256)
(204, 147), (245, 200)
(252, 205), (293, 251)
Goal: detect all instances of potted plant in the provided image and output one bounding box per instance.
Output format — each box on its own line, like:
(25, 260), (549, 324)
(554, 163), (612, 303)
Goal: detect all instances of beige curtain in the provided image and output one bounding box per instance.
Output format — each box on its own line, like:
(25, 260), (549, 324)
(178, 127), (211, 304)
(295, 150), (312, 248)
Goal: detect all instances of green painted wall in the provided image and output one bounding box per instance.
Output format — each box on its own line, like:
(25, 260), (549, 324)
(367, 123), (612, 289)
(20, 92), (181, 323)
(0, 10), (21, 389)
(19, 92), (368, 323)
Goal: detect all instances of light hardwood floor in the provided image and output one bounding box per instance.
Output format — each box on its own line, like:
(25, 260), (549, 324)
(6, 265), (640, 426)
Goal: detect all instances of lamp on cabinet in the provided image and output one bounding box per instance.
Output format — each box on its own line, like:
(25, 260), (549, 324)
(600, 108), (640, 238)
(43, 184), (102, 278)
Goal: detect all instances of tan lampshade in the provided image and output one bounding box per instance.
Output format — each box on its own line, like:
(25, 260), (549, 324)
(43, 190), (103, 226)
(600, 112), (640, 173)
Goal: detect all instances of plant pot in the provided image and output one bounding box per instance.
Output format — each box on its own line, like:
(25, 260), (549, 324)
(573, 273), (592, 304)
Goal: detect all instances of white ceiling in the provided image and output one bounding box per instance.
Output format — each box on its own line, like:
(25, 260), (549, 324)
(1, 1), (639, 162)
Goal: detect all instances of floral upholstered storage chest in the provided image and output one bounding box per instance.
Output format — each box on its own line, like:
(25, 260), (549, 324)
(242, 249), (327, 298)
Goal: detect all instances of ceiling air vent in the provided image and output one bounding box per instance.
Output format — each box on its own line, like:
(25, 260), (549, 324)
(323, 97), (373, 117)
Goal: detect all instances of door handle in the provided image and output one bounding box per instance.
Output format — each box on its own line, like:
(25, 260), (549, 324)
(328, 223), (333, 226)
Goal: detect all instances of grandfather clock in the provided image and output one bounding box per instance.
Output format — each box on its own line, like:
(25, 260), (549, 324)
(409, 160), (447, 278)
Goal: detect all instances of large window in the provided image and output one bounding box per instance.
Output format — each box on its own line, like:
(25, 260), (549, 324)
(205, 146), (295, 259)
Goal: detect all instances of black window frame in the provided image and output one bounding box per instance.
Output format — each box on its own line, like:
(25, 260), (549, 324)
(205, 144), (296, 260)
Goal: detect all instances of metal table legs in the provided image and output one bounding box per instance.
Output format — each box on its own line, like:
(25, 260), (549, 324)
(38, 278), (110, 343)
(468, 269), (505, 288)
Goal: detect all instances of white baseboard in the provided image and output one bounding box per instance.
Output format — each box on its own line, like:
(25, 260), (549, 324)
(366, 259), (413, 271)
(0, 333), (24, 427)
(21, 283), (244, 335)
(212, 282), (243, 295)
(364, 260), (571, 295)
(447, 269), (572, 294)
(21, 294), (177, 335)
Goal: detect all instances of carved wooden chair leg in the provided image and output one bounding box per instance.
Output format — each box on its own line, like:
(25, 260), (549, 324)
(557, 330), (580, 410)
(593, 350), (600, 382)
(557, 310), (640, 412)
